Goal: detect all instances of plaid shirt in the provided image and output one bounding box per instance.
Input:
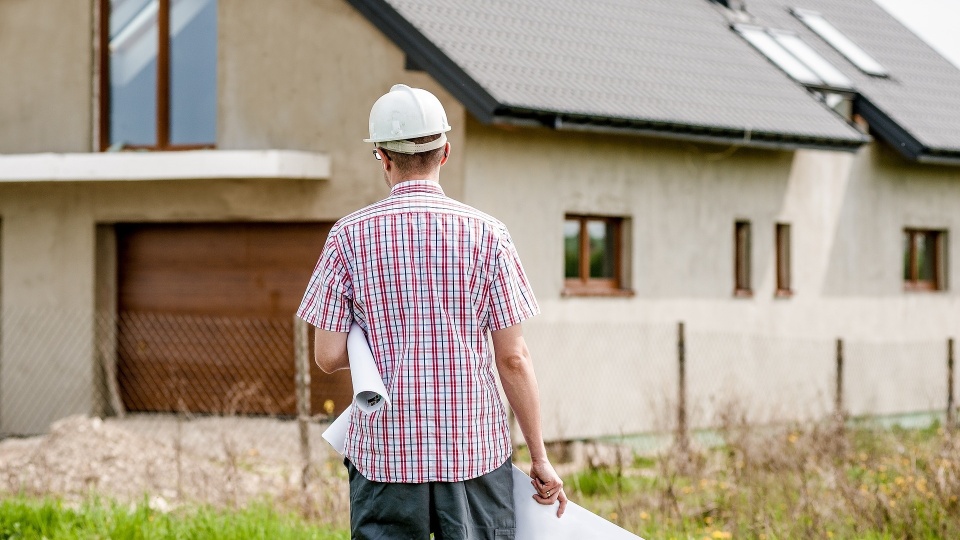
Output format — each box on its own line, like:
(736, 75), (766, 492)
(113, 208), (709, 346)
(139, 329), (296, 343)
(298, 180), (539, 483)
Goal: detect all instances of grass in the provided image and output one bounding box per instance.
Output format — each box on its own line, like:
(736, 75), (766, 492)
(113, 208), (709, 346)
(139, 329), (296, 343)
(565, 418), (960, 539)
(0, 497), (349, 540)
(4, 419), (958, 539)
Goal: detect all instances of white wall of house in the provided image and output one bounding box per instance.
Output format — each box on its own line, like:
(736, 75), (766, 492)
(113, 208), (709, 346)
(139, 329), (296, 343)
(0, 0), (957, 439)
(464, 120), (960, 440)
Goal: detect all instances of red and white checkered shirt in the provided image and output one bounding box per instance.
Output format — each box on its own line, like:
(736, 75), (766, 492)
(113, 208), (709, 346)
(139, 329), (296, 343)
(298, 180), (539, 483)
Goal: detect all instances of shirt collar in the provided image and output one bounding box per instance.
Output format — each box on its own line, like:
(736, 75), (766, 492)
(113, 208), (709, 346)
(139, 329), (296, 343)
(390, 180), (445, 197)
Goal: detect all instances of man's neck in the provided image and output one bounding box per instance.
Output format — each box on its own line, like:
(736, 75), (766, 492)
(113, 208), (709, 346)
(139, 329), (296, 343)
(389, 171), (440, 189)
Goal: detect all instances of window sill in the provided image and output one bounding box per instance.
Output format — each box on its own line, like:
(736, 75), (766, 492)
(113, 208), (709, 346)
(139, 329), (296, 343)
(0, 150), (331, 182)
(903, 283), (945, 292)
(733, 289), (754, 298)
(561, 286), (635, 298)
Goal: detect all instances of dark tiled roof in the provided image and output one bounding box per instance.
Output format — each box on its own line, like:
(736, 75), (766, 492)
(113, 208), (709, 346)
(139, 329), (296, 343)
(746, 0), (960, 162)
(351, 0), (866, 151)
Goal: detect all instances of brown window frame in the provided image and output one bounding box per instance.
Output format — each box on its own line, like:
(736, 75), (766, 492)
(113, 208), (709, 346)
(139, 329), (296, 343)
(734, 220), (752, 297)
(775, 222), (792, 297)
(903, 228), (948, 292)
(562, 215), (631, 297)
(97, 0), (216, 152)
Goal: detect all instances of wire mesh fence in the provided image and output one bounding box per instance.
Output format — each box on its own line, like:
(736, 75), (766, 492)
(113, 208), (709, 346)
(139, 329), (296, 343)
(0, 307), (956, 517)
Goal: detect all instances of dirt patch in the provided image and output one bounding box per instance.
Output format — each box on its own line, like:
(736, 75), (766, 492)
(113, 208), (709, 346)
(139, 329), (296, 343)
(0, 415), (349, 525)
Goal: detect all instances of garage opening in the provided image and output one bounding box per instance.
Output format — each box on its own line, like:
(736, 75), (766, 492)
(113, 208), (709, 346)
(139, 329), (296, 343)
(114, 222), (351, 416)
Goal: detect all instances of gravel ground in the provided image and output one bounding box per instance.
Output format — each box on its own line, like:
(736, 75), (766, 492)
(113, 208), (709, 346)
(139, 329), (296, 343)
(0, 415), (350, 524)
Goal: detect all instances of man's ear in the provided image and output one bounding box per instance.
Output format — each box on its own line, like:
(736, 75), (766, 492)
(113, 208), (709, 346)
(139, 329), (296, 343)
(440, 142), (451, 165)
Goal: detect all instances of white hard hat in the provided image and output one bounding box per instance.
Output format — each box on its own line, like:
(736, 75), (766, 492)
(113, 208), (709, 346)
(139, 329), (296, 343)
(364, 84), (452, 154)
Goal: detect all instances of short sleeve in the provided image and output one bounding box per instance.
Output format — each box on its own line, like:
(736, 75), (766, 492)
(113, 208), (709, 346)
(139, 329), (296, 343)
(487, 230), (540, 331)
(297, 232), (354, 332)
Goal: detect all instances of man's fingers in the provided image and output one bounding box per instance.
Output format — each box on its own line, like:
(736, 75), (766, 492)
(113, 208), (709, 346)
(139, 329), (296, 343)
(531, 478), (560, 498)
(556, 489), (568, 518)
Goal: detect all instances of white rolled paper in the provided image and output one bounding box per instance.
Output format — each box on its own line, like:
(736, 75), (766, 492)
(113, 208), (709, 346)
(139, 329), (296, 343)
(322, 323), (389, 454)
(512, 466), (645, 539)
(347, 323), (390, 413)
(321, 404), (352, 455)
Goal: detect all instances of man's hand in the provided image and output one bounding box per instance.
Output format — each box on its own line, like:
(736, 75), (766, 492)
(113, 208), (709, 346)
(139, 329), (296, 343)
(530, 459), (568, 517)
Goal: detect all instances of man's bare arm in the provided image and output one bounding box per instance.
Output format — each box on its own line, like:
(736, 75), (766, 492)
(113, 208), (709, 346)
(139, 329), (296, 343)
(492, 323), (568, 517)
(314, 328), (349, 373)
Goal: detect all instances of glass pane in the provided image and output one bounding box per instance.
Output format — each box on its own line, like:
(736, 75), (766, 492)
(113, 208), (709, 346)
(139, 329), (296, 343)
(736, 221), (751, 290)
(776, 224), (790, 290)
(793, 9), (888, 76)
(772, 32), (853, 89)
(110, 0), (158, 146)
(170, 0), (217, 145)
(563, 220), (580, 278)
(736, 25), (822, 85)
(903, 231), (912, 281)
(587, 220), (615, 279)
(917, 233), (936, 282)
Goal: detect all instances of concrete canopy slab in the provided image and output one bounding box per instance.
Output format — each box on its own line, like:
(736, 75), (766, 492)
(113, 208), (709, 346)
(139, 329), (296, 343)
(0, 150), (331, 182)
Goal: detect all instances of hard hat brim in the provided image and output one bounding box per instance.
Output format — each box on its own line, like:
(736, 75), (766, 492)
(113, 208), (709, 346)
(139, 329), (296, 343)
(363, 125), (452, 145)
(369, 133), (448, 154)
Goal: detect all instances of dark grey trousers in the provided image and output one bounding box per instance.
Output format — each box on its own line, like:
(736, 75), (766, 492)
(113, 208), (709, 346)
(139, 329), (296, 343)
(345, 456), (515, 540)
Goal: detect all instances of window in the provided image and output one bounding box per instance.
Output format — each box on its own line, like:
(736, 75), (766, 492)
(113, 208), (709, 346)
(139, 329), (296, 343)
(733, 24), (854, 90)
(99, 0), (218, 151)
(903, 229), (948, 291)
(791, 8), (888, 77)
(776, 223), (792, 296)
(734, 220), (752, 296)
(563, 215), (628, 295)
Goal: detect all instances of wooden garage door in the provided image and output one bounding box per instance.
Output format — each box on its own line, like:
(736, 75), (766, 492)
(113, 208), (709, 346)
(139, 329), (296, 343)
(115, 222), (353, 416)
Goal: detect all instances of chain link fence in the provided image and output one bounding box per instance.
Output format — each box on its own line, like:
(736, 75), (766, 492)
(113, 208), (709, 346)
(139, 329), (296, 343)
(0, 307), (956, 519)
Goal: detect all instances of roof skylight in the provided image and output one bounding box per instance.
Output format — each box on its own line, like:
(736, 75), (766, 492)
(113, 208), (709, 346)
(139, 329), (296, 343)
(734, 25), (854, 90)
(791, 8), (888, 77)
(770, 30), (853, 89)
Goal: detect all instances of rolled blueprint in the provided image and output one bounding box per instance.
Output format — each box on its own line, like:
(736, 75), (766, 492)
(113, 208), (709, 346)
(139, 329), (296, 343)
(347, 323), (390, 413)
(512, 466), (645, 539)
(321, 323), (389, 455)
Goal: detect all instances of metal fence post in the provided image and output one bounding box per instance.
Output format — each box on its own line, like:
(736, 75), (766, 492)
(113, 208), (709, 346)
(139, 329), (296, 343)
(835, 338), (844, 424)
(948, 338), (955, 431)
(677, 321), (688, 452)
(293, 316), (312, 502)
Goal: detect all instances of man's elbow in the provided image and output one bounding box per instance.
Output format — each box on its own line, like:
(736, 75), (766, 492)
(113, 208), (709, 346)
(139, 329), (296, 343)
(315, 354), (343, 374)
(497, 350), (532, 377)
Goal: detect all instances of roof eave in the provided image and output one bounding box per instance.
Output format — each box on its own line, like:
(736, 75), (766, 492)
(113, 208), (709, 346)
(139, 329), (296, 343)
(494, 110), (865, 153)
(856, 96), (960, 166)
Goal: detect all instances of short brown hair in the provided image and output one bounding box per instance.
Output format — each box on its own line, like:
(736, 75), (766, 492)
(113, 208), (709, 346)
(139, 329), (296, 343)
(380, 134), (445, 176)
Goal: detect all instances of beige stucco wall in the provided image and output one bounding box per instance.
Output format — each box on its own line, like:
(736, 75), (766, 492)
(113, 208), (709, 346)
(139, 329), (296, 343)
(464, 120), (960, 439)
(217, 0), (466, 205)
(0, 0), (93, 153)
